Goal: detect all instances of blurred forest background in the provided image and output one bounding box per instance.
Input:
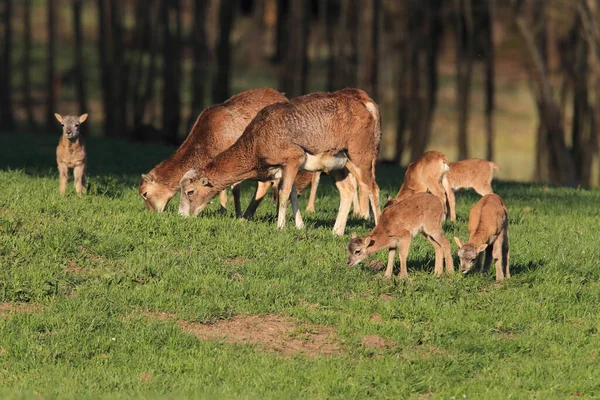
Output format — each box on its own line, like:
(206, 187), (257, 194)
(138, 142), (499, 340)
(0, 0), (599, 186)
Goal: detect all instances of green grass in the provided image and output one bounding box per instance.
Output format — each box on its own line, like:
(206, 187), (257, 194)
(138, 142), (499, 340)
(1, 132), (600, 399)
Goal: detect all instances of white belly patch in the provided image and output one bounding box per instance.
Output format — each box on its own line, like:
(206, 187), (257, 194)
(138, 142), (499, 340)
(301, 151), (348, 172)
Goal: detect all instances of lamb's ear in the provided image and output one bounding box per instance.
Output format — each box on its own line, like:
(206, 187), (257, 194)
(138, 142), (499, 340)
(141, 173), (155, 183)
(454, 237), (464, 248)
(54, 113), (63, 123)
(477, 244), (488, 253)
(78, 113), (88, 123)
(350, 232), (357, 239)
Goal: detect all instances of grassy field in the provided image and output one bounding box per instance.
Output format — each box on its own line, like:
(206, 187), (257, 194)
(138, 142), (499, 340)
(1, 132), (600, 399)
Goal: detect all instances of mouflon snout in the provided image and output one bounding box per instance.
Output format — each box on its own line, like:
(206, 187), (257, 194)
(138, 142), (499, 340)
(55, 113), (88, 139)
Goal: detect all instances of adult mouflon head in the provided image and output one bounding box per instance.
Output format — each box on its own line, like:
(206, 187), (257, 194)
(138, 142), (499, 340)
(55, 113), (88, 140)
(179, 168), (222, 216)
(139, 173), (178, 212)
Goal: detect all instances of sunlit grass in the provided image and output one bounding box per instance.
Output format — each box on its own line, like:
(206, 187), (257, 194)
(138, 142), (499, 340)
(1, 133), (599, 398)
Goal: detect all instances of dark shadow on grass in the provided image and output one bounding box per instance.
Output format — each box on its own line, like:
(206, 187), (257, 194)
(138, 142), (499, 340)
(509, 259), (544, 276)
(0, 132), (174, 179)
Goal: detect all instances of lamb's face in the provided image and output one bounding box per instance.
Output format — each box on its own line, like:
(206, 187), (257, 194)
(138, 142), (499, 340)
(347, 235), (373, 267)
(55, 113), (88, 140)
(456, 244), (479, 274)
(178, 169), (220, 217)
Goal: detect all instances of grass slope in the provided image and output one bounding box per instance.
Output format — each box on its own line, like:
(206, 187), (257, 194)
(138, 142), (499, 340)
(1, 133), (600, 399)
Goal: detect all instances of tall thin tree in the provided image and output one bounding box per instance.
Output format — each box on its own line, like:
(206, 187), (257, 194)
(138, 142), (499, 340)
(279, 0), (310, 98)
(45, 0), (57, 132)
(188, 0), (209, 131)
(23, 0), (35, 127)
(97, 0), (114, 137)
(110, 0), (128, 136)
(0, 0), (15, 130)
(162, 0), (182, 144)
(72, 0), (88, 116)
(484, 0), (495, 161)
(212, 0), (235, 103)
(455, 0), (474, 160)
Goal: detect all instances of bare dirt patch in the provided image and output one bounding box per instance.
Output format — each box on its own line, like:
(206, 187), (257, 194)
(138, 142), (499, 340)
(362, 335), (397, 349)
(370, 313), (384, 323)
(0, 302), (41, 318)
(64, 259), (91, 275)
(148, 313), (342, 357)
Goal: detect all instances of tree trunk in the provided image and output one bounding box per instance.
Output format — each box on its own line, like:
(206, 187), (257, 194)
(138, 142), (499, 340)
(273, 0), (289, 63)
(188, 0), (209, 131)
(325, 0), (336, 92)
(110, 0), (128, 136)
(455, 0), (473, 160)
(97, 0), (114, 137)
(129, 0), (150, 131)
(357, 0), (378, 98)
(279, 0), (310, 98)
(484, 0), (495, 161)
(407, 30), (423, 162)
(45, 0), (57, 132)
(512, 0), (576, 186)
(138, 1), (161, 128)
(0, 0), (14, 130)
(72, 0), (88, 116)
(249, 0), (265, 67)
(393, 36), (409, 164)
(370, 0), (380, 99)
(414, 0), (442, 158)
(212, 0), (234, 103)
(23, 0), (35, 127)
(328, 0), (352, 91)
(162, 0), (182, 144)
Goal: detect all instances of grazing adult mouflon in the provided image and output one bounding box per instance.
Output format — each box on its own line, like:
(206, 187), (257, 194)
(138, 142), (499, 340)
(139, 88), (289, 215)
(347, 192), (453, 279)
(442, 158), (499, 221)
(179, 88), (382, 235)
(454, 193), (509, 281)
(55, 113), (88, 196)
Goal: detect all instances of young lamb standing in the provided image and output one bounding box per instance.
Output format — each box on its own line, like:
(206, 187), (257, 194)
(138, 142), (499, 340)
(347, 192), (453, 279)
(442, 158), (499, 221)
(55, 113), (88, 196)
(179, 88), (382, 235)
(454, 193), (509, 281)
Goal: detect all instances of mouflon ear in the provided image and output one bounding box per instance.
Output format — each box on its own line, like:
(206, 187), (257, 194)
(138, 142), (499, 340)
(477, 244), (488, 253)
(350, 232), (357, 239)
(78, 113), (89, 123)
(54, 113), (63, 124)
(199, 177), (211, 187)
(454, 237), (464, 249)
(141, 173), (155, 183)
(364, 235), (375, 247)
(180, 169), (198, 187)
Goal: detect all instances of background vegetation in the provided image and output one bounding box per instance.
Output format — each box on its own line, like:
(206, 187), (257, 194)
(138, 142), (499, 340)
(0, 0), (599, 185)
